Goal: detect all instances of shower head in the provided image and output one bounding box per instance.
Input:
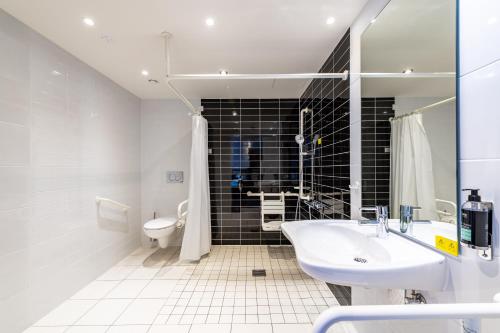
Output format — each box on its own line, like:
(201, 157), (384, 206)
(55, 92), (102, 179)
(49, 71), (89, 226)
(295, 134), (304, 144)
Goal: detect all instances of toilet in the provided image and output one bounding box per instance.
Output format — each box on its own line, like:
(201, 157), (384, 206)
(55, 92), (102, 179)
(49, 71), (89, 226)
(144, 200), (188, 248)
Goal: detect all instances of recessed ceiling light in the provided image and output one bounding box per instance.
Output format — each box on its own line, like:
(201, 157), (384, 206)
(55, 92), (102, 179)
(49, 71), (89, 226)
(326, 17), (335, 25)
(219, 69), (228, 76)
(141, 70), (149, 76)
(403, 68), (414, 74)
(205, 17), (215, 26)
(83, 17), (95, 27)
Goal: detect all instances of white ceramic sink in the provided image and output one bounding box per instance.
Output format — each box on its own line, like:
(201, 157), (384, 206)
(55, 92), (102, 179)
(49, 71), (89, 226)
(281, 220), (447, 291)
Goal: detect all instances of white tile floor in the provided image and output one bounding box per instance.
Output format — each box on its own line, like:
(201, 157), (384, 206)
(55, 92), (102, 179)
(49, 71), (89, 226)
(26, 246), (343, 333)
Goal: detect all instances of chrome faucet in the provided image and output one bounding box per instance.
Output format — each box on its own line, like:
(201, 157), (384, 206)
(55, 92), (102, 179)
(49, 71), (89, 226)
(359, 206), (389, 238)
(399, 205), (421, 236)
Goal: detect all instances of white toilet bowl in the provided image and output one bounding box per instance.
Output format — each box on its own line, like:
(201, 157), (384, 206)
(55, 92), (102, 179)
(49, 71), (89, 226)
(144, 200), (188, 248)
(143, 217), (178, 248)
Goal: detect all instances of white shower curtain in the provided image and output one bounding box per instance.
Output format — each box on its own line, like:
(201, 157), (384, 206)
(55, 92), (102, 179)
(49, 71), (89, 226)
(390, 113), (438, 220)
(180, 115), (211, 261)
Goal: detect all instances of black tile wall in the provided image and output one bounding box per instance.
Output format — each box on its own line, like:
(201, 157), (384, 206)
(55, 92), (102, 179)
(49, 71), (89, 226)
(202, 99), (301, 245)
(299, 29), (351, 220)
(361, 97), (394, 218)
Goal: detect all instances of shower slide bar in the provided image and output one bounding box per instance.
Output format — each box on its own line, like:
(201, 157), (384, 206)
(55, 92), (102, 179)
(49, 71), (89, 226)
(313, 293), (500, 333)
(95, 196), (130, 212)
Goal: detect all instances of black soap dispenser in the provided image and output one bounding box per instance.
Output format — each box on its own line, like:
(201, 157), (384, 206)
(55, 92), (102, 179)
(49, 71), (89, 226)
(461, 189), (493, 260)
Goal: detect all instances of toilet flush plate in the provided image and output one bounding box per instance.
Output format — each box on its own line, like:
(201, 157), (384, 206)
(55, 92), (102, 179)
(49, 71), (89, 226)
(166, 171), (184, 183)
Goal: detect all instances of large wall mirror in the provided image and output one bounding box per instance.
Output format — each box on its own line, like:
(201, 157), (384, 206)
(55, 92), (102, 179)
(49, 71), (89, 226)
(360, 0), (458, 249)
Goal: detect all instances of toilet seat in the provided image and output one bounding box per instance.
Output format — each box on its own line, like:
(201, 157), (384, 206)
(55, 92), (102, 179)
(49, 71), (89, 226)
(144, 217), (177, 230)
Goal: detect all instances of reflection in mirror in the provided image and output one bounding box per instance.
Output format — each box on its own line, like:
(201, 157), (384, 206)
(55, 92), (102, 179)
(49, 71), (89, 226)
(360, 0), (457, 247)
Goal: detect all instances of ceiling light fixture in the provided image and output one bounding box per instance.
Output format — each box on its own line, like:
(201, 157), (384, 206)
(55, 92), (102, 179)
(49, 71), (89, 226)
(403, 68), (414, 74)
(83, 17), (95, 27)
(219, 69), (228, 76)
(205, 17), (215, 26)
(326, 17), (336, 25)
(141, 70), (149, 76)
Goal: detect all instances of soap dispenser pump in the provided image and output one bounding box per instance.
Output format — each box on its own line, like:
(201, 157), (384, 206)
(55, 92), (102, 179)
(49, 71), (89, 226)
(461, 189), (493, 260)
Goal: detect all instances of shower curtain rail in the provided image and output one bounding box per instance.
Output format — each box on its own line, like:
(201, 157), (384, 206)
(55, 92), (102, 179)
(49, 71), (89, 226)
(160, 33), (455, 116)
(359, 72), (455, 78)
(390, 96), (456, 121)
(168, 72), (349, 80)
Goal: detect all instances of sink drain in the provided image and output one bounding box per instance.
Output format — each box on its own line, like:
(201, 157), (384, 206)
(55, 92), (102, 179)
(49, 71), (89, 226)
(353, 257), (368, 263)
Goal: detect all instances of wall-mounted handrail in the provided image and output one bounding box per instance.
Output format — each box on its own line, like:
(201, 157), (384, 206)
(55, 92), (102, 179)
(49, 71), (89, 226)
(246, 191), (299, 197)
(95, 196), (130, 212)
(313, 300), (500, 333)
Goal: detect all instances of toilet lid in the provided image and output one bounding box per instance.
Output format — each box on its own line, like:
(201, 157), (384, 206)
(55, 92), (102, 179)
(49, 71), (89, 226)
(144, 217), (177, 230)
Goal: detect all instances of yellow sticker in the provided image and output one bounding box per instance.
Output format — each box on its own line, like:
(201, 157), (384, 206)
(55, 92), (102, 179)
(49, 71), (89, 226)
(317, 138), (322, 145)
(435, 235), (459, 256)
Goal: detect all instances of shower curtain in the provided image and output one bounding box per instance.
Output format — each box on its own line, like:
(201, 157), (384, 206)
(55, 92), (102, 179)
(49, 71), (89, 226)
(180, 115), (211, 261)
(390, 113), (438, 220)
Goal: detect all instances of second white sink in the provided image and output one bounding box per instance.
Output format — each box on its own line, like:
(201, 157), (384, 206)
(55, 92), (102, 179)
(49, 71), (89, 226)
(281, 220), (447, 291)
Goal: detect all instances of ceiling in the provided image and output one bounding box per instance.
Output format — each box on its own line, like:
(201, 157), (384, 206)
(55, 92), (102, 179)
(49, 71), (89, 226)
(361, 0), (456, 97)
(0, 0), (368, 99)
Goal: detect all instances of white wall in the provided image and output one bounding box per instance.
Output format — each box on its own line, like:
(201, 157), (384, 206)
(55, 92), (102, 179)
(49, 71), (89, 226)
(349, 1), (500, 332)
(450, 0), (500, 331)
(349, 0), (391, 218)
(140, 99), (195, 246)
(0, 10), (141, 332)
(394, 96), (457, 205)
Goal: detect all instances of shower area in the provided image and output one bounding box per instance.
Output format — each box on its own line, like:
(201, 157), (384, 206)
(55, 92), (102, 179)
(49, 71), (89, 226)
(203, 30), (352, 246)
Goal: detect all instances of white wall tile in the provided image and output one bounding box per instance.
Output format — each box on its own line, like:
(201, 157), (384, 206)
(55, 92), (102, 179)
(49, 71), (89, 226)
(0, 166), (30, 210)
(349, 0), (390, 217)
(0, 9), (141, 332)
(460, 59), (500, 160)
(140, 99), (195, 246)
(0, 122), (30, 165)
(460, 159), (500, 255)
(460, 0), (500, 75)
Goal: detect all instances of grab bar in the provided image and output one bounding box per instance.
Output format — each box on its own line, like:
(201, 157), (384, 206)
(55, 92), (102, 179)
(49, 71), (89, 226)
(313, 294), (500, 333)
(95, 196), (130, 212)
(246, 191), (299, 197)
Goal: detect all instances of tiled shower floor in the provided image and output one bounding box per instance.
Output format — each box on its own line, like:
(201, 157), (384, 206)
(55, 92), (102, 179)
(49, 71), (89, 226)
(25, 246), (342, 333)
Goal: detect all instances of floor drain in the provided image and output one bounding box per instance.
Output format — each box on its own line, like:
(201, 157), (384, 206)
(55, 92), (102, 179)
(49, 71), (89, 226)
(353, 257), (368, 263)
(252, 269), (266, 277)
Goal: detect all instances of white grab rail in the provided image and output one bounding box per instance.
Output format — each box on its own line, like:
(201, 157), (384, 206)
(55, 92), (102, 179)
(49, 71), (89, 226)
(176, 199), (188, 228)
(313, 297), (500, 333)
(95, 196), (130, 212)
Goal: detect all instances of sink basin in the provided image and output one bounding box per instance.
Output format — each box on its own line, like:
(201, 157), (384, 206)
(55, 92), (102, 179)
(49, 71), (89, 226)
(281, 220), (447, 291)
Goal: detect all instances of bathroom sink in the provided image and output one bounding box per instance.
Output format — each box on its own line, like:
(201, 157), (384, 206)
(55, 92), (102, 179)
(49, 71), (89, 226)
(281, 220), (447, 291)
